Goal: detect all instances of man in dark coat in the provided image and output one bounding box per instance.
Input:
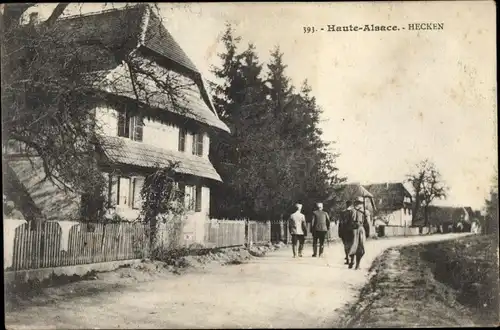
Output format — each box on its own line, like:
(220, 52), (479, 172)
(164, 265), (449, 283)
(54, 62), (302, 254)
(339, 201), (354, 264)
(348, 197), (367, 269)
(311, 202), (330, 257)
(289, 203), (307, 258)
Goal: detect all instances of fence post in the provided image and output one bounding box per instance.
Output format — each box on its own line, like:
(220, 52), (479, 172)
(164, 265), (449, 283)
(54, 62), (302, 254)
(267, 220), (271, 243)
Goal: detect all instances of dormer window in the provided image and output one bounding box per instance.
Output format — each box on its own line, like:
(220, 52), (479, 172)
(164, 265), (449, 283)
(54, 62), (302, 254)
(117, 108), (143, 142)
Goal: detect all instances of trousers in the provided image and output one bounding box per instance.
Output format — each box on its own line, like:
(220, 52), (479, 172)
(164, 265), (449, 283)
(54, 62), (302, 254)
(291, 234), (305, 256)
(312, 231), (327, 256)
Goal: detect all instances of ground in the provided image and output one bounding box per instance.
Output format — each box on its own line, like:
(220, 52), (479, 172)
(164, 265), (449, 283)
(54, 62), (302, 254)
(5, 233), (468, 329)
(338, 234), (499, 328)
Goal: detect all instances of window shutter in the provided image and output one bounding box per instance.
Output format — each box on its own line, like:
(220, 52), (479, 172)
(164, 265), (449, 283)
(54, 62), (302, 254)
(110, 175), (119, 206)
(132, 177), (144, 209)
(117, 111), (128, 137)
(178, 129), (186, 152)
(191, 133), (197, 155)
(196, 134), (204, 156)
(195, 185), (202, 212)
(133, 116), (143, 141)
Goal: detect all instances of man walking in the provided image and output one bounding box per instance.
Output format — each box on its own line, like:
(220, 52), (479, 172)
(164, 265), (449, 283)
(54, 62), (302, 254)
(289, 203), (307, 258)
(348, 197), (367, 269)
(339, 201), (354, 264)
(311, 202), (330, 257)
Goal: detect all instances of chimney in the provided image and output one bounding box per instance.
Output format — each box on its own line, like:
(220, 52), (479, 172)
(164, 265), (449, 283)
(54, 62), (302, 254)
(29, 12), (40, 25)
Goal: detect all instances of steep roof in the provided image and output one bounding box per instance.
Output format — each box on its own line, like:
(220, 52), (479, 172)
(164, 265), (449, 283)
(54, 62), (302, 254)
(327, 183), (376, 212)
(364, 182), (412, 212)
(328, 183), (374, 201)
(54, 5), (198, 73)
(100, 65), (230, 132)
(52, 5), (228, 132)
(99, 136), (222, 182)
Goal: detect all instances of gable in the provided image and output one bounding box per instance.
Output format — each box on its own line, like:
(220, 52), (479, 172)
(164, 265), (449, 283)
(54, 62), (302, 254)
(53, 5), (199, 75)
(365, 183), (412, 211)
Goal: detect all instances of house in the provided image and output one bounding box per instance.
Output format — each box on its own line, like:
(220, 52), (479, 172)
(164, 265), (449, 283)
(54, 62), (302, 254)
(3, 5), (230, 245)
(413, 206), (470, 233)
(326, 183), (376, 237)
(364, 182), (413, 227)
(326, 183), (376, 216)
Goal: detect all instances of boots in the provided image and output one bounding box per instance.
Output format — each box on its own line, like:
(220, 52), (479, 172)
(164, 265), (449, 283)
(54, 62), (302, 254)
(312, 242), (318, 257)
(355, 254), (362, 270)
(319, 246), (324, 257)
(348, 255), (355, 269)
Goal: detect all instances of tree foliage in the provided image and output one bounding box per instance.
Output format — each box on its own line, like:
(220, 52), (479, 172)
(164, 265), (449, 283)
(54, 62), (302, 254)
(1, 3), (193, 221)
(407, 159), (448, 226)
(210, 24), (344, 220)
(139, 162), (187, 248)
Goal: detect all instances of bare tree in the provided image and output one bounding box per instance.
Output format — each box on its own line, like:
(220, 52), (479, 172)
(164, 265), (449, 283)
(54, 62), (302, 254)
(406, 159), (448, 226)
(1, 3), (197, 221)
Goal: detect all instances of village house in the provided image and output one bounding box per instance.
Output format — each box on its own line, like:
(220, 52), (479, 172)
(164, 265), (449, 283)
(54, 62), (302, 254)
(412, 205), (470, 233)
(3, 5), (230, 245)
(364, 182), (413, 227)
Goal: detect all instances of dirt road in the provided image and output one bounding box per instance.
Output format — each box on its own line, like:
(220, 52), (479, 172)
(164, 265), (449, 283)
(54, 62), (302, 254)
(6, 233), (468, 329)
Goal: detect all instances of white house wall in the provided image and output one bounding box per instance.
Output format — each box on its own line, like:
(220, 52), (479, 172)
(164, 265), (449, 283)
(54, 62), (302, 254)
(382, 208), (412, 227)
(96, 105), (213, 245)
(95, 106), (211, 158)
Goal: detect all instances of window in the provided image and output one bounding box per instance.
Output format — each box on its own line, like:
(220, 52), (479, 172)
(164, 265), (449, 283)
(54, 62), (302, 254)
(117, 110), (143, 141)
(185, 185), (196, 211)
(109, 175), (144, 209)
(192, 132), (204, 156)
(118, 177), (131, 206)
(184, 184), (202, 212)
(178, 128), (187, 152)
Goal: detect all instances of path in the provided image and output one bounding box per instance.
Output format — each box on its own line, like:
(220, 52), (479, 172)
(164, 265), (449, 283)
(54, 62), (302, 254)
(5, 233), (468, 329)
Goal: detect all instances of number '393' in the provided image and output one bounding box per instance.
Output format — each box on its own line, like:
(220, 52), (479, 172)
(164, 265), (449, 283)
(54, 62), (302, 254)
(303, 26), (316, 33)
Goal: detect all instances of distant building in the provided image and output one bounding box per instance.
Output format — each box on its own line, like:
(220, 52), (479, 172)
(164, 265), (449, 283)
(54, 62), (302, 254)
(364, 182), (413, 227)
(413, 206), (470, 232)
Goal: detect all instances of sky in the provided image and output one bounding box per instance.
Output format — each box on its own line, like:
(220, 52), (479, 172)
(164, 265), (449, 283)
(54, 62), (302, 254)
(29, 2), (497, 209)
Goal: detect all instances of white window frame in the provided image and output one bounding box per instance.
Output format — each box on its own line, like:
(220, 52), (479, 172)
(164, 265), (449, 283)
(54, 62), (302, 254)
(110, 175), (144, 209)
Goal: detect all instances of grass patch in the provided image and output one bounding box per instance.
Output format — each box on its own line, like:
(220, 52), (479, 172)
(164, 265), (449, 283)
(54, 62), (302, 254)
(338, 235), (499, 328)
(420, 234), (499, 325)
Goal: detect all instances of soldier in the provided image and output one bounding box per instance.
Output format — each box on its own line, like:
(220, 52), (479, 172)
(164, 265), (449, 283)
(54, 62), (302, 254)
(311, 202), (330, 257)
(347, 197), (367, 269)
(289, 203), (307, 258)
(339, 200), (354, 264)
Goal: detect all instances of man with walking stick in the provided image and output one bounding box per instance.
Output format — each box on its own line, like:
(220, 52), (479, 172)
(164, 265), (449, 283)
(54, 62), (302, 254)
(347, 197), (368, 269)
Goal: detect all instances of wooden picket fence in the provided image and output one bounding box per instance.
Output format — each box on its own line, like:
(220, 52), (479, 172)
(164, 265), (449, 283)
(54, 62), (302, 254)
(5, 218), (275, 272)
(247, 220), (271, 245)
(204, 219), (272, 248)
(6, 221), (148, 271)
(204, 219), (247, 248)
